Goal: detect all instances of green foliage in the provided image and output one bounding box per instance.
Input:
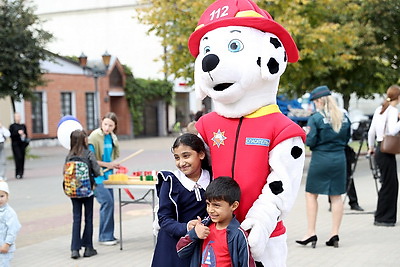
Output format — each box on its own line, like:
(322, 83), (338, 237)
(136, 0), (214, 83)
(136, 0), (399, 109)
(0, 0), (53, 101)
(123, 65), (174, 136)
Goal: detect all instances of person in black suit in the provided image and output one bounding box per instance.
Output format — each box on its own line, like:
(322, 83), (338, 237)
(9, 113), (28, 179)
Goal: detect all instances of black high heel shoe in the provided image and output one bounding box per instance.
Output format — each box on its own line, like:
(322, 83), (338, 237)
(295, 235), (318, 248)
(326, 235), (339, 248)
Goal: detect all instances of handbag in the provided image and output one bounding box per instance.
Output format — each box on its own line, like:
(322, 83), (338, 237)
(22, 137), (30, 148)
(380, 135), (400, 154)
(380, 115), (400, 154)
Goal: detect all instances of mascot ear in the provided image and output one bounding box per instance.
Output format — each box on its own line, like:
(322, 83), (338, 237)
(260, 33), (288, 81)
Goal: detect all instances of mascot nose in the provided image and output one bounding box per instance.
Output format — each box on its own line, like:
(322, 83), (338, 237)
(202, 54), (220, 72)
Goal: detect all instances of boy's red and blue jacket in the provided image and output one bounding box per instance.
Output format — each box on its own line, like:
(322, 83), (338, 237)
(176, 216), (256, 267)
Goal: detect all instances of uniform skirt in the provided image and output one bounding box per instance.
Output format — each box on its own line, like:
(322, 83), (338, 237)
(306, 150), (346, 195)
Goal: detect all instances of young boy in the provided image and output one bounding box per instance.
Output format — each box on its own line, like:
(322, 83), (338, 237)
(0, 181), (21, 266)
(176, 176), (256, 267)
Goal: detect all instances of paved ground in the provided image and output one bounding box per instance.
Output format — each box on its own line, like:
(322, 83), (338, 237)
(3, 137), (400, 267)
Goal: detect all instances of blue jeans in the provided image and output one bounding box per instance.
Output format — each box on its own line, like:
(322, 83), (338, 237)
(94, 183), (116, 241)
(71, 196), (94, 250)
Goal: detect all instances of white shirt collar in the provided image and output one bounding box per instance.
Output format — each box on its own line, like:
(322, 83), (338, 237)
(173, 169), (211, 191)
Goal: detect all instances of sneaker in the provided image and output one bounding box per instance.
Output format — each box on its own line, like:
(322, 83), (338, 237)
(99, 240), (117, 246)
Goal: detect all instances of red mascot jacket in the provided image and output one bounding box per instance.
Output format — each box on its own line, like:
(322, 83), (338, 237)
(196, 105), (306, 237)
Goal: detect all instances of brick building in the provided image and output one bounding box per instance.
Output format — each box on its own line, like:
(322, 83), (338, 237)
(22, 54), (132, 140)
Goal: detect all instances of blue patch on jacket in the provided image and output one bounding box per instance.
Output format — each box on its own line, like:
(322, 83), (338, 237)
(245, 137), (270, 147)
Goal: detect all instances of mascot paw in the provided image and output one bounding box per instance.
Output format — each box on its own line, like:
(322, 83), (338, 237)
(241, 218), (268, 261)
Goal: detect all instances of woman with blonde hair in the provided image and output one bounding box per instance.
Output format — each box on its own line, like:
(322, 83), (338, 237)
(296, 85), (351, 248)
(368, 84), (400, 227)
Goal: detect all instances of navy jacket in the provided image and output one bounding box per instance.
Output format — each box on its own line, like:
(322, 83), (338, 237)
(176, 216), (256, 267)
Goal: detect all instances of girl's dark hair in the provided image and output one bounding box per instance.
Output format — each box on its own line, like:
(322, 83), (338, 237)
(68, 129), (88, 157)
(205, 176), (241, 205)
(102, 112), (118, 133)
(380, 85), (400, 114)
(172, 133), (211, 174)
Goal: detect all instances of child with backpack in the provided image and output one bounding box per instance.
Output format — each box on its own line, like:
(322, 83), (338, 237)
(63, 129), (101, 259)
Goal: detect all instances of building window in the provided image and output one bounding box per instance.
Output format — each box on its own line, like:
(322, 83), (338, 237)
(32, 92), (44, 133)
(86, 93), (95, 130)
(61, 92), (72, 117)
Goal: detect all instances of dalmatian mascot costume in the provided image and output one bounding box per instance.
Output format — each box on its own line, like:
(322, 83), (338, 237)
(188, 0), (306, 266)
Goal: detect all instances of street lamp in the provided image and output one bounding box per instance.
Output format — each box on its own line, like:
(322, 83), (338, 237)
(78, 51), (111, 128)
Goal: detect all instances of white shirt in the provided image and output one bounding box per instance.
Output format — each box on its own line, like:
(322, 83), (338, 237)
(368, 105), (400, 149)
(173, 169), (211, 201)
(0, 126), (11, 143)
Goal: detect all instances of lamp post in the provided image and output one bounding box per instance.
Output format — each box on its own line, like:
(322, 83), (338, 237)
(78, 51), (111, 128)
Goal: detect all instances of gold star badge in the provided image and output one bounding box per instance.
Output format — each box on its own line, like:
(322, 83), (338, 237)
(211, 129), (227, 148)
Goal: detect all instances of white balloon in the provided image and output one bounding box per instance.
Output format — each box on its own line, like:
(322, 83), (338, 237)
(57, 120), (83, 149)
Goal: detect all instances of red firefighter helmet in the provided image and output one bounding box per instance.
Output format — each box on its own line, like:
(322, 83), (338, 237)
(188, 0), (299, 63)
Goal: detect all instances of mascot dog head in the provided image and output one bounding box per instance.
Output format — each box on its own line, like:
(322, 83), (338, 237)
(188, 0), (299, 118)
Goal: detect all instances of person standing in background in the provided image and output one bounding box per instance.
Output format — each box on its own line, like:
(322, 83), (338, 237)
(9, 113), (28, 179)
(0, 121), (11, 180)
(88, 112), (120, 245)
(296, 86), (351, 248)
(368, 84), (400, 227)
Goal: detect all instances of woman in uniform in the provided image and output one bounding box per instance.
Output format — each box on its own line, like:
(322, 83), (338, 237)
(296, 86), (351, 248)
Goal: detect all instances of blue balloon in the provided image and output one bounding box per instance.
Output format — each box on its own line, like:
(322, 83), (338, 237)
(57, 115), (80, 127)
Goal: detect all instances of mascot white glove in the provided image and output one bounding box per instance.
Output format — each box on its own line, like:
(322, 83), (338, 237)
(241, 189), (280, 260)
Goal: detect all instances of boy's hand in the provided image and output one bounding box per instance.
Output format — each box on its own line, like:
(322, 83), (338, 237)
(187, 219), (198, 231)
(0, 243), (10, 253)
(194, 217), (210, 239)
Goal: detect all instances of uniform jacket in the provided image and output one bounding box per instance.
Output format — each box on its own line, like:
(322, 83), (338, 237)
(196, 105), (306, 237)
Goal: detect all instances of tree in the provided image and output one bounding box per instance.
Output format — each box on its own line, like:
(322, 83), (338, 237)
(358, 0), (399, 87)
(0, 0), (53, 106)
(136, 0), (399, 109)
(136, 0), (213, 81)
(270, 0), (399, 108)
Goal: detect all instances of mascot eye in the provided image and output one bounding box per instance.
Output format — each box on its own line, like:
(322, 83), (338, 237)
(204, 46), (211, 54)
(228, 39), (243, 53)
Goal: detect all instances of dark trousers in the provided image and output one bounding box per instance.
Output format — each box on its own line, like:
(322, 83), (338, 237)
(347, 176), (359, 206)
(375, 144), (398, 224)
(339, 145), (359, 206)
(71, 196), (94, 250)
(11, 143), (26, 177)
